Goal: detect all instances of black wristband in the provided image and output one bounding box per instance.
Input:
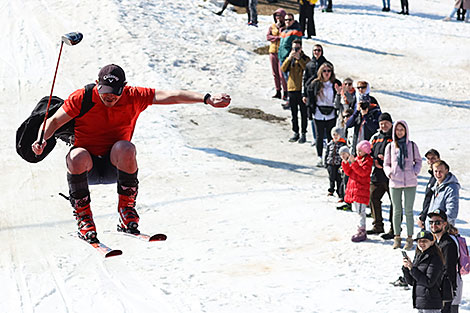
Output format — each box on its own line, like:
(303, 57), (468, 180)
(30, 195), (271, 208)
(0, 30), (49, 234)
(203, 93), (211, 105)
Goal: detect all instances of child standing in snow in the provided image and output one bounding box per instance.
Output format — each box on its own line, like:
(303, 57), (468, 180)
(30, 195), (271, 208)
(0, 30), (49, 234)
(341, 140), (373, 242)
(325, 127), (347, 200)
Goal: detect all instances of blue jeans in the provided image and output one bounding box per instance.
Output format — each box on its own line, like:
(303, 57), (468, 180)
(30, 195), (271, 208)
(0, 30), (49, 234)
(382, 0), (390, 8)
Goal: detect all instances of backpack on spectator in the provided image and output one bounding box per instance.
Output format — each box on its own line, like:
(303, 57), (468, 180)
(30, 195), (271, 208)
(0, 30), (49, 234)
(450, 234), (470, 275)
(15, 84), (95, 163)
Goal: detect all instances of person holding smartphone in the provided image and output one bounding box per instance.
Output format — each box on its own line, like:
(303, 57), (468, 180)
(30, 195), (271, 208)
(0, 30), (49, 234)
(402, 230), (444, 312)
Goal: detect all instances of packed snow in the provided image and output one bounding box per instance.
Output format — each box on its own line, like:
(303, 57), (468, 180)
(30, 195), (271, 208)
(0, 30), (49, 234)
(1, 0), (470, 312)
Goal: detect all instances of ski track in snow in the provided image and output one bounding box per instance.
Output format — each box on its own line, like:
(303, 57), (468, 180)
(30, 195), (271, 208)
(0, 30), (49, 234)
(2, 0), (470, 312)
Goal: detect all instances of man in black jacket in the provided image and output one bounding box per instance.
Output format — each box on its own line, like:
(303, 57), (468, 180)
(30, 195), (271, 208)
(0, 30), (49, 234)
(367, 112), (393, 236)
(428, 209), (459, 313)
(417, 149), (441, 229)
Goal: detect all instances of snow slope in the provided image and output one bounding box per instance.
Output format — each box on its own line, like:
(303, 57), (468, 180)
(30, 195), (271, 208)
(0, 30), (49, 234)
(1, 0), (470, 312)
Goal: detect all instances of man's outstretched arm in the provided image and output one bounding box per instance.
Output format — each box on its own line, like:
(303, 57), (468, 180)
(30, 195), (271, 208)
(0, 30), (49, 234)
(153, 90), (231, 108)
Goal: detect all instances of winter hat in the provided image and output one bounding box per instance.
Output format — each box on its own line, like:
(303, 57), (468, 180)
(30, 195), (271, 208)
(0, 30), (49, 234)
(338, 146), (350, 155)
(427, 208), (448, 221)
(356, 140), (371, 154)
(379, 112), (393, 123)
(414, 230), (435, 242)
(331, 127), (344, 139)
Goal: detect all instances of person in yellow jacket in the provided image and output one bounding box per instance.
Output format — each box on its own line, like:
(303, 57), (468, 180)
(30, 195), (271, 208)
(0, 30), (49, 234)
(266, 8), (288, 100)
(299, 0), (318, 38)
(281, 39), (311, 143)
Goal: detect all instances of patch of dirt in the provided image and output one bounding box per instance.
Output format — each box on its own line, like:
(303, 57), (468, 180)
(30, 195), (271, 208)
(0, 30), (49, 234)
(253, 45), (270, 55)
(228, 107), (287, 123)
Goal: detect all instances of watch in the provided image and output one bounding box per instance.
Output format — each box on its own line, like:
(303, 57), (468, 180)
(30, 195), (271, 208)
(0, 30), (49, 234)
(203, 93), (211, 105)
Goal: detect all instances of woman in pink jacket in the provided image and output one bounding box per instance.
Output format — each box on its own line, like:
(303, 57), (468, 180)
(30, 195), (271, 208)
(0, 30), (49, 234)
(384, 120), (422, 250)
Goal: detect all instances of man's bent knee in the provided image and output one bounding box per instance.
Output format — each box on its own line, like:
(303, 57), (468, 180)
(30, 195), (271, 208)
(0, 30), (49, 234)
(110, 141), (137, 172)
(66, 148), (93, 174)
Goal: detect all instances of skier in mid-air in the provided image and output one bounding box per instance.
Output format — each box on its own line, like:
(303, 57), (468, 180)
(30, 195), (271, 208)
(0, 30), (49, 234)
(32, 64), (231, 243)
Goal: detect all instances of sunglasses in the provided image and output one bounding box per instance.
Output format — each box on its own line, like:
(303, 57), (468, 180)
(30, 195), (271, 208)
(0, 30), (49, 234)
(313, 49), (321, 52)
(285, 18), (293, 21)
(323, 69), (332, 73)
(357, 86), (367, 89)
(429, 220), (444, 225)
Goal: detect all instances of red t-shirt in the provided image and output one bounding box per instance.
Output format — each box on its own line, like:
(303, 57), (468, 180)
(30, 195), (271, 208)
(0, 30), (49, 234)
(62, 85), (155, 156)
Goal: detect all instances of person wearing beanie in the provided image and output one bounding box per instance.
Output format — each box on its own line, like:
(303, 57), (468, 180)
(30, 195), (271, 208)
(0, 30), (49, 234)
(367, 112), (395, 238)
(325, 127), (347, 200)
(384, 120), (422, 250)
(345, 94), (381, 156)
(266, 8), (287, 100)
(341, 140), (373, 242)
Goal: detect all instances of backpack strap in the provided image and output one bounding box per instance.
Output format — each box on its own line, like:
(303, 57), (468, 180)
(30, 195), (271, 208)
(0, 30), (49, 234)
(77, 83), (96, 118)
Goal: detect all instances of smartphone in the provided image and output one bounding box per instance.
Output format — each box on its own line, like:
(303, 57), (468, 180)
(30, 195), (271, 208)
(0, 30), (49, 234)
(401, 250), (408, 259)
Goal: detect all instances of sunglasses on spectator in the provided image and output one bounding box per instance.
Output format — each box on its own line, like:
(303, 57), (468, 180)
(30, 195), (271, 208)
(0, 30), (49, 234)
(429, 220), (444, 225)
(323, 69), (332, 73)
(285, 18), (293, 21)
(357, 86), (367, 89)
(313, 49), (321, 52)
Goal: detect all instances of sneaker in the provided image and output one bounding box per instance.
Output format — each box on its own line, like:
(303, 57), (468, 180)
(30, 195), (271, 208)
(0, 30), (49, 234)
(248, 22), (258, 27)
(381, 231), (394, 240)
(289, 133), (300, 142)
(337, 203), (352, 211)
(443, 16), (451, 21)
(393, 236), (402, 249)
(404, 237), (414, 251)
(117, 186), (140, 234)
(71, 196), (98, 243)
(351, 227), (367, 242)
(390, 276), (408, 287)
(298, 133), (306, 144)
(316, 157), (324, 167)
(327, 192), (334, 196)
(366, 227), (385, 235)
(282, 102), (290, 110)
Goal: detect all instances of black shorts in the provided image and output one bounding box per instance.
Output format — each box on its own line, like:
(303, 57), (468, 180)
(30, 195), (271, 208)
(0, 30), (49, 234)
(88, 153), (117, 185)
(68, 147), (117, 185)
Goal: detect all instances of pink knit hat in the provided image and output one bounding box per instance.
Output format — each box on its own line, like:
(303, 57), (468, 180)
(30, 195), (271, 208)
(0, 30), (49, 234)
(356, 140), (371, 154)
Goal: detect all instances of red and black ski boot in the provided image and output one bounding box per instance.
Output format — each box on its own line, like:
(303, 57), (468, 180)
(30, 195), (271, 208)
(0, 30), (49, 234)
(117, 186), (140, 234)
(71, 196), (98, 243)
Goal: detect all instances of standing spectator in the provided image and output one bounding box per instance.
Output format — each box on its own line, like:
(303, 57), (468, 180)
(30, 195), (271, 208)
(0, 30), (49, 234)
(356, 81), (379, 110)
(281, 39), (311, 143)
(443, 0), (470, 22)
(325, 0), (334, 12)
(382, 0), (391, 11)
(367, 112), (394, 236)
(402, 230), (444, 312)
(398, 0), (409, 14)
(341, 140), (373, 242)
(338, 146), (353, 211)
(267, 9), (287, 100)
(278, 13), (303, 69)
(425, 160), (460, 228)
(417, 149), (441, 229)
(384, 120), (422, 250)
(334, 77), (356, 127)
(345, 98), (381, 156)
(325, 127), (347, 199)
(303, 44), (328, 144)
(299, 0), (317, 39)
(306, 62), (341, 167)
(248, 0), (258, 26)
(428, 209), (460, 313)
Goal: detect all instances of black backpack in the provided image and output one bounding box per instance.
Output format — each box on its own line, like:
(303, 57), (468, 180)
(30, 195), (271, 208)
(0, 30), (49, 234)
(16, 83), (96, 163)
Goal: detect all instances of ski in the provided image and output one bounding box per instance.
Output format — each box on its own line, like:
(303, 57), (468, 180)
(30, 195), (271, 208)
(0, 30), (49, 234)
(70, 232), (123, 258)
(106, 230), (167, 242)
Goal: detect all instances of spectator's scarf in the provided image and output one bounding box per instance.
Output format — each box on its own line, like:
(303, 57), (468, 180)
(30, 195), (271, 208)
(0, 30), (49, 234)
(397, 137), (408, 170)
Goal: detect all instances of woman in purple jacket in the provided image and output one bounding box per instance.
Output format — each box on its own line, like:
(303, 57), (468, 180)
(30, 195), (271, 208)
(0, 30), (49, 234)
(384, 120), (422, 250)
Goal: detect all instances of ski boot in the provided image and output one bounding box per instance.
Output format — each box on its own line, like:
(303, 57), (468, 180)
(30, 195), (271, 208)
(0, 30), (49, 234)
(117, 186), (140, 234)
(71, 196), (98, 243)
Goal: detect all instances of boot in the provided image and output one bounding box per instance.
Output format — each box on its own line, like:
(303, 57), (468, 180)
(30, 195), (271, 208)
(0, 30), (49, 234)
(117, 186), (140, 234)
(351, 227), (367, 242)
(282, 91), (288, 101)
(381, 230), (394, 240)
(366, 226), (385, 235)
(393, 236), (401, 249)
(404, 236), (414, 251)
(71, 195), (98, 243)
(298, 133), (306, 144)
(289, 133), (300, 142)
(272, 90), (281, 99)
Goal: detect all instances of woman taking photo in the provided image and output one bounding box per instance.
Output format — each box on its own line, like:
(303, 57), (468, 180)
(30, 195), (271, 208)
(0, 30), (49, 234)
(306, 62), (341, 167)
(384, 120), (422, 250)
(402, 230), (444, 312)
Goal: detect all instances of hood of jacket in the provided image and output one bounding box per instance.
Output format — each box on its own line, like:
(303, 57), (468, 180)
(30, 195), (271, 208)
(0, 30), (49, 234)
(391, 119), (410, 144)
(434, 172), (461, 191)
(273, 8), (286, 22)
